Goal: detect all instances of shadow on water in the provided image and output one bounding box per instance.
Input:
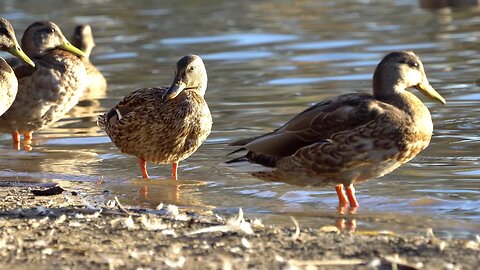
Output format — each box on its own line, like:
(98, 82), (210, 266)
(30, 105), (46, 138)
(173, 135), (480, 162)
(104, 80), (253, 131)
(0, 0), (479, 237)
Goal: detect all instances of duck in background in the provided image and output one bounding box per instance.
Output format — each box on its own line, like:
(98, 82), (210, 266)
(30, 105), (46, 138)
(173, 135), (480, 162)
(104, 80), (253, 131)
(0, 18), (35, 116)
(98, 55), (212, 180)
(0, 21), (87, 150)
(71, 24), (107, 99)
(227, 51), (446, 210)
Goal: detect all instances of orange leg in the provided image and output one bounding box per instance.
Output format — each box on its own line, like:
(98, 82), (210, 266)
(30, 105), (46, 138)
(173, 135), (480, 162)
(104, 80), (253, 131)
(23, 131), (33, 151)
(345, 184), (359, 208)
(11, 131), (20, 150)
(335, 184), (348, 207)
(171, 162), (178, 180)
(23, 131), (32, 141)
(11, 131), (20, 142)
(138, 157), (149, 178)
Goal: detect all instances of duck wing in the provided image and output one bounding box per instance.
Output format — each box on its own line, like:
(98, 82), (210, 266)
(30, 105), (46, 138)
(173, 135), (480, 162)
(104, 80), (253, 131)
(230, 93), (389, 158)
(99, 87), (167, 127)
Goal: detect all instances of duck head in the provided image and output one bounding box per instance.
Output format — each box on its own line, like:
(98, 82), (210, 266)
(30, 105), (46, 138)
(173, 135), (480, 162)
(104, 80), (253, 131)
(373, 51), (446, 105)
(163, 54), (208, 100)
(71, 24), (95, 58)
(0, 18), (35, 67)
(21, 21), (86, 58)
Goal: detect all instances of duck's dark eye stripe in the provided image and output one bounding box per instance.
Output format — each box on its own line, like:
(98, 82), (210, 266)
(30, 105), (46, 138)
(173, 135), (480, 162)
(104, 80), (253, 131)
(408, 61), (419, 67)
(399, 59), (419, 68)
(39, 27), (55, 34)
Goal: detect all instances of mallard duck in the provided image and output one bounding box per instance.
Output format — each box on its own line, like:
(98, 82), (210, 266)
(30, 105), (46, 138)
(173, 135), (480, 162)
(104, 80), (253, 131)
(0, 18), (35, 116)
(98, 55), (212, 179)
(227, 51), (446, 208)
(0, 21), (87, 148)
(71, 24), (107, 95)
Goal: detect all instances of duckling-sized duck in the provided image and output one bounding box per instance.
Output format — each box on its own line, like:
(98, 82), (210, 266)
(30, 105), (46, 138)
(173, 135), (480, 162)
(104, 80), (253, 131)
(98, 55), (212, 179)
(71, 24), (107, 96)
(227, 51), (446, 209)
(0, 21), (87, 149)
(0, 18), (35, 116)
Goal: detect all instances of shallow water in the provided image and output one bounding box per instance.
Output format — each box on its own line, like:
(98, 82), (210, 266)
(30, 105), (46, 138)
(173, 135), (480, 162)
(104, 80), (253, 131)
(0, 0), (479, 237)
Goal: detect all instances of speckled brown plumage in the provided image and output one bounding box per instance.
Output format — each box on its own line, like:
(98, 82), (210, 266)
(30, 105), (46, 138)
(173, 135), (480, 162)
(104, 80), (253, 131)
(228, 51), (446, 208)
(98, 55), (212, 179)
(0, 21), (87, 147)
(0, 18), (35, 116)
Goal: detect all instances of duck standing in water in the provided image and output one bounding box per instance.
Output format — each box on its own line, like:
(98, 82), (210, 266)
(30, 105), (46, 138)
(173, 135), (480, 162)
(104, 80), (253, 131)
(0, 18), (35, 116)
(228, 51), (446, 209)
(0, 21), (87, 149)
(71, 24), (107, 96)
(98, 55), (212, 179)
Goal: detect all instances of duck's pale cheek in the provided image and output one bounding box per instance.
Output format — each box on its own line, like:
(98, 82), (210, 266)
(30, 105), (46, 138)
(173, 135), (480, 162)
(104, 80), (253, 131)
(405, 70), (423, 86)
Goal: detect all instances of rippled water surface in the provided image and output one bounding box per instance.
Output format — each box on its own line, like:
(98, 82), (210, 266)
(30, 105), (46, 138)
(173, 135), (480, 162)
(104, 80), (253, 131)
(1, 0), (479, 237)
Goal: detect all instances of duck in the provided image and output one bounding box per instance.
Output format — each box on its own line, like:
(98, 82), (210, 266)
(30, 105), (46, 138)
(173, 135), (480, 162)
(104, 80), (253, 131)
(98, 55), (212, 179)
(0, 18), (35, 116)
(71, 24), (107, 96)
(0, 21), (87, 149)
(227, 51), (446, 209)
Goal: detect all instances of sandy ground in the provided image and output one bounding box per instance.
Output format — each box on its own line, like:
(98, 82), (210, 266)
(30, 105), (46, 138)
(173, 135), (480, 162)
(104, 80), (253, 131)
(0, 184), (478, 270)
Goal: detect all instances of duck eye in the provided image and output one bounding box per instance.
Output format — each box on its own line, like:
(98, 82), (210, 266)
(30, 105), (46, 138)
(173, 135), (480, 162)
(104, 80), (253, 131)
(40, 27), (55, 34)
(188, 66), (195, 72)
(408, 61), (419, 68)
(399, 59), (419, 68)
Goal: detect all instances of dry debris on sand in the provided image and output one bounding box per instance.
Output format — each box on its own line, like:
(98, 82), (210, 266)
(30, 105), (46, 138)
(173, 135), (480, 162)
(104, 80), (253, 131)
(0, 185), (479, 269)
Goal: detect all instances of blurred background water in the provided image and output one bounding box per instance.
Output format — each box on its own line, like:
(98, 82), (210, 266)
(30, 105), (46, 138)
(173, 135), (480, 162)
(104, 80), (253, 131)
(0, 0), (479, 237)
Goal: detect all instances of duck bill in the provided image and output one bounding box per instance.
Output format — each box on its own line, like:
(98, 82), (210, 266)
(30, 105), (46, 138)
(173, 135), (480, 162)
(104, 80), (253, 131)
(164, 79), (186, 100)
(7, 41), (35, 67)
(415, 81), (446, 105)
(59, 40), (86, 57)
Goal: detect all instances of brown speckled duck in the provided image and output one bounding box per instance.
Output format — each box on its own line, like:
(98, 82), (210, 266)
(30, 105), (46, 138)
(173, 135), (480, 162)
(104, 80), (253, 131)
(0, 18), (35, 116)
(98, 55), (212, 179)
(227, 51), (446, 209)
(71, 24), (107, 95)
(0, 21), (87, 149)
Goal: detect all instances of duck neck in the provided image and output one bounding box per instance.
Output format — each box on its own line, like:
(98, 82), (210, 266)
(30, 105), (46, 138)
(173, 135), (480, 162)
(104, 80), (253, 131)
(80, 45), (92, 58)
(372, 66), (403, 99)
(373, 75), (427, 119)
(197, 79), (208, 97)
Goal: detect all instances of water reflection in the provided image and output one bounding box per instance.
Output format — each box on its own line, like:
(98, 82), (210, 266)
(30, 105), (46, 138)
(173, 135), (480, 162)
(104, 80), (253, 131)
(0, 0), (479, 236)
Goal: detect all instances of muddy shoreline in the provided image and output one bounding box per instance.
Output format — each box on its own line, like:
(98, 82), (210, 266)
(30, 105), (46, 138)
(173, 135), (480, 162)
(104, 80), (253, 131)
(0, 185), (478, 269)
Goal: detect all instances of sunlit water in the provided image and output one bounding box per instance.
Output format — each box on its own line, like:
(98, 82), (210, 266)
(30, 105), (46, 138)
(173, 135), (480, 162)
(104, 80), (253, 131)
(0, 0), (479, 237)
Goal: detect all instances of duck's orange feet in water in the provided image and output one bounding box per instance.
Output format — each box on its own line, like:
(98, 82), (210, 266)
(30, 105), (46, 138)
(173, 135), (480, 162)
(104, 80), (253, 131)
(138, 157), (149, 178)
(11, 131), (20, 150)
(345, 184), (359, 208)
(23, 132), (33, 151)
(335, 184), (348, 207)
(23, 131), (33, 141)
(171, 162), (178, 180)
(336, 184), (359, 214)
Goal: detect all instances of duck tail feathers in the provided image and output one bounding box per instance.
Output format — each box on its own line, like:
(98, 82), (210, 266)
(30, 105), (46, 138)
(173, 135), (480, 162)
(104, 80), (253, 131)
(225, 156), (274, 173)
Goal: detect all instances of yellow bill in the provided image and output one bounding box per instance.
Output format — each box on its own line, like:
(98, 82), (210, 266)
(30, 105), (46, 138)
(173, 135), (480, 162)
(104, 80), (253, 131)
(59, 40), (86, 57)
(7, 39), (35, 67)
(416, 81), (446, 105)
